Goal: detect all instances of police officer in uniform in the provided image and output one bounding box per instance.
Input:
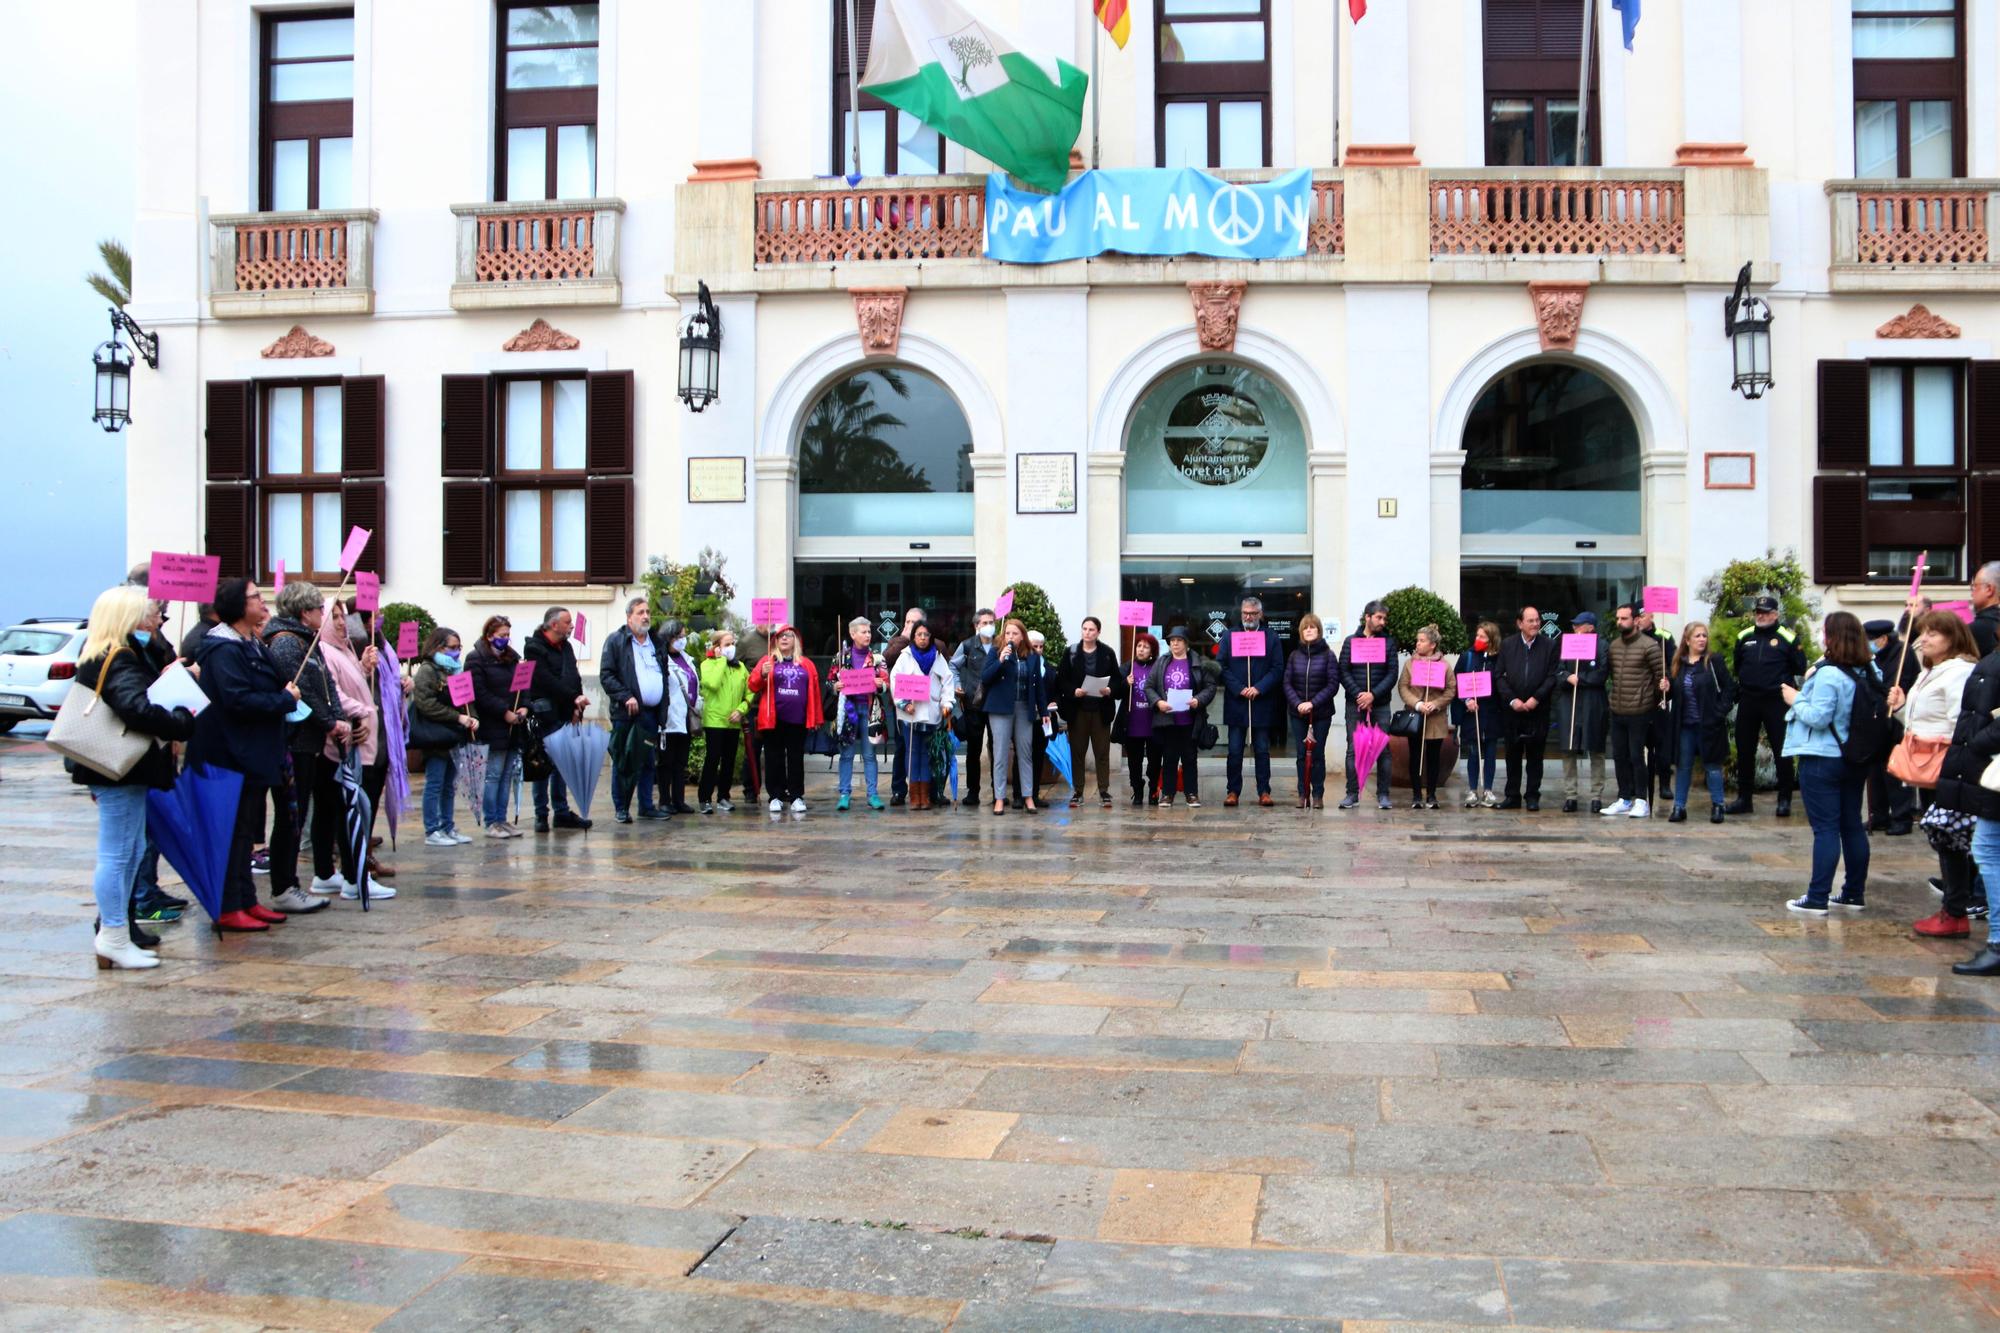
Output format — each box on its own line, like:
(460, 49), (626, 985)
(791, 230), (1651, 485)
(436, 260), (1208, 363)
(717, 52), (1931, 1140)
(1725, 594), (1807, 817)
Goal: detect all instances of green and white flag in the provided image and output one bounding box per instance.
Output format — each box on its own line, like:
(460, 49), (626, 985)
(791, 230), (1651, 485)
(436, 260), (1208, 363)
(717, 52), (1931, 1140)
(860, 0), (1087, 194)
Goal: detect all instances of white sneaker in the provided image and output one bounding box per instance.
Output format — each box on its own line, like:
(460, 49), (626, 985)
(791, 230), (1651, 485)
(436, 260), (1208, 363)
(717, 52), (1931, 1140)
(1480, 790), (1501, 808)
(790, 798), (807, 814)
(716, 799), (734, 813)
(1628, 799), (1650, 818)
(270, 887), (327, 912)
(769, 798), (783, 813)
(449, 830), (475, 844)
(485, 824), (512, 840)
(341, 881), (394, 900)
(1600, 799), (1633, 817)
(309, 873), (346, 896)
(424, 831), (457, 848)
(1461, 790), (1480, 808)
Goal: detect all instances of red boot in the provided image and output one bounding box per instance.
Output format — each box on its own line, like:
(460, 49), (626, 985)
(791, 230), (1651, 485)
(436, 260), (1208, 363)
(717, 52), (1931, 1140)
(246, 904), (287, 924)
(218, 910), (270, 932)
(1913, 911), (1970, 938)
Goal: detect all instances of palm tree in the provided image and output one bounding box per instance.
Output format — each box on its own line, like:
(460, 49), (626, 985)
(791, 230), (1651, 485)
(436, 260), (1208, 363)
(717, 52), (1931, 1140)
(85, 239), (131, 309)
(800, 369), (932, 493)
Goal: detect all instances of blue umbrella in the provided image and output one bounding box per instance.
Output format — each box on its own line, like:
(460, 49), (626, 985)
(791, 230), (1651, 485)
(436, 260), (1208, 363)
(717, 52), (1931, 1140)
(146, 763), (244, 929)
(541, 721), (609, 822)
(1043, 730), (1075, 793)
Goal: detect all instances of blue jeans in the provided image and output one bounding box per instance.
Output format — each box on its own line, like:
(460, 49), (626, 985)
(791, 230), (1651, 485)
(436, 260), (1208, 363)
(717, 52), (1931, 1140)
(92, 785), (149, 929)
(1290, 714), (1331, 798)
(1227, 722), (1272, 796)
(1462, 732), (1496, 791)
(907, 723), (936, 783)
(610, 707), (660, 816)
(423, 752), (458, 835)
(1973, 819), (2000, 945)
(839, 730), (879, 797)
(483, 747), (518, 825)
(1673, 726), (1725, 809)
(1798, 754), (1868, 904)
(533, 770), (572, 822)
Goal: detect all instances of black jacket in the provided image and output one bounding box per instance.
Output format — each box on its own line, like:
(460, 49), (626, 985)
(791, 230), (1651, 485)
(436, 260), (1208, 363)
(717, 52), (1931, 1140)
(1666, 654), (1738, 765)
(178, 617), (218, 664)
(1550, 639), (1610, 753)
(1337, 633), (1400, 713)
(1057, 641), (1125, 720)
(1451, 648), (1501, 743)
(1282, 639), (1340, 717)
(1973, 606), (2000, 660)
(71, 636), (196, 790)
(468, 640), (523, 750)
(1873, 636), (1922, 694)
(1934, 652), (2000, 821)
(524, 629), (583, 720)
(261, 617), (341, 755)
(1141, 651), (1222, 720)
(952, 635), (996, 712)
(598, 624), (664, 712)
(1497, 632), (1560, 734)
(188, 626), (294, 786)
(1733, 621), (1807, 695)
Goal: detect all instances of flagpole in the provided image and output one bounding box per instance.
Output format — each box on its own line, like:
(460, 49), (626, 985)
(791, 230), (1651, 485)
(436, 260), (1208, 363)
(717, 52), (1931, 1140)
(1575, 0), (1595, 164)
(1090, 14), (1101, 170)
(844, 0), (863, 178)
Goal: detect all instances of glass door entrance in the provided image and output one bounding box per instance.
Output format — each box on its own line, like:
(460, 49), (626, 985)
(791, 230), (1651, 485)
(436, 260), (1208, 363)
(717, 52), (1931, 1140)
(793, 560), (977, 660)
(1460, 557), (1647, 635)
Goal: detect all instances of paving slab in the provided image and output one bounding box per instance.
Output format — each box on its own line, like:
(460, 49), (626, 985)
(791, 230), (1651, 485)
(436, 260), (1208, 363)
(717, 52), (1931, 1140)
(692, 1215), (1049, 1301)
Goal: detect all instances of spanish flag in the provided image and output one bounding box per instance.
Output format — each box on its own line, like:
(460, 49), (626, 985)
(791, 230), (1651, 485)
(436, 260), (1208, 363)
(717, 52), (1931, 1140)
(1094, 0), (1129, 49)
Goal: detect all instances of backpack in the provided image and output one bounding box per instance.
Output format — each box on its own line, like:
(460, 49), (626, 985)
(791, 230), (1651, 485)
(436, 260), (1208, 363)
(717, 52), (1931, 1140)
(1838, 666), (1892, 768)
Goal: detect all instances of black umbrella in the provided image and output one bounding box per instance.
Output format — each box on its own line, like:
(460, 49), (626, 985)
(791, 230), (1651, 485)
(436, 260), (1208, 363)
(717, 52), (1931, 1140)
(331, 744), (375, 910)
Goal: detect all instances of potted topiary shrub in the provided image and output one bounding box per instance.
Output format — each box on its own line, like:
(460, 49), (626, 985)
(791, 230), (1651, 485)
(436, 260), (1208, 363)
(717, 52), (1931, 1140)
(997, 581), (1066, 660)
(1374, 586), (1469, 789)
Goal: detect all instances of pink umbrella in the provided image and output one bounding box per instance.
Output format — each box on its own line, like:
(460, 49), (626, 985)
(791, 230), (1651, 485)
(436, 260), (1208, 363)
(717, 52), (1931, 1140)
(1352, 722), (1390, 794)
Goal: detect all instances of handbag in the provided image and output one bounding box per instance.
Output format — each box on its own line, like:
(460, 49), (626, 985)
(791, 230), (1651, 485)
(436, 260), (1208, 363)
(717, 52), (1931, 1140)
(1195, 721), (1219, 751)
(47, 647), (153, 781)
(1921, 802), (1974, 856)
(1887, 733), (1948, 787)
(1387, 709), (1425, 740)
(407, 708), (462, 751)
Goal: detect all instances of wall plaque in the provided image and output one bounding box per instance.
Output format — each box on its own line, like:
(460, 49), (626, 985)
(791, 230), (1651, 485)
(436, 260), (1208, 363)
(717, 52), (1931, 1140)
(1016, 452), (1077, 514)
(688, 457), (747, 504)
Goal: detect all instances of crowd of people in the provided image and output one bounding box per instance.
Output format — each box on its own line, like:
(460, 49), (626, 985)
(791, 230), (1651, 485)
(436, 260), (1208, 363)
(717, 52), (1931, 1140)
(60, 563), (2000, 979)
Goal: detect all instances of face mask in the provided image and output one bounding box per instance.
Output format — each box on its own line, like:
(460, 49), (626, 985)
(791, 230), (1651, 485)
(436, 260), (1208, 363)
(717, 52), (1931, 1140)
(721, 645), (737, 663)
(1474, 636), (1488, 651)
(492, 635), (510, 651)
(672, 637), (688, 654)
(134, 630), (152, 646)
(434, 651), (460, 671)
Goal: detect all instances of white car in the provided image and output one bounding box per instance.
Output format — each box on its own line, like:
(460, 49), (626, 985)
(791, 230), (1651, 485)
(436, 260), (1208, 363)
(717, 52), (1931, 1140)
(0, 618), (88, 733)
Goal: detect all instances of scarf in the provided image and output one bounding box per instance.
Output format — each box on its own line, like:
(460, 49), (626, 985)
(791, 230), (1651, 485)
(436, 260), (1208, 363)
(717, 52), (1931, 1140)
(318, 613), (379, 766)
(910, 642), (939, 675)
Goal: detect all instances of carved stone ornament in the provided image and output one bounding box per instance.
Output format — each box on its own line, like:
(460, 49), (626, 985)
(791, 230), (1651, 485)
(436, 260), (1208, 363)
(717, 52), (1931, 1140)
(851, 286), (908, 357)
(1528, 281), (1589, 352)
(1876, 304), (1960, 340)
(260, 325), (335, 358)
(502, 318), (582, 352)
(1188, 280), (1246, 352)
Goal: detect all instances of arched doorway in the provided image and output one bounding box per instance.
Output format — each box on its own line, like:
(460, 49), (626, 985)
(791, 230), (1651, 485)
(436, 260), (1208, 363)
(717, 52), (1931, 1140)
(1459, 360), (1645, 632)
(791, 364), (977, 658)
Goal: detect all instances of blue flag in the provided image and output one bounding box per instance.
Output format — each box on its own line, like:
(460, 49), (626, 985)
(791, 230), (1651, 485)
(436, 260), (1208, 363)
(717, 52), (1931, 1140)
(1611, 0), (1640, 50)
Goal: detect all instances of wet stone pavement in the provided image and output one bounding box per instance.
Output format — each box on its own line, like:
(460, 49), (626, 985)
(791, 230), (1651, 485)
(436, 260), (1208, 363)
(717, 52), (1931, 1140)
(1, 736), (1998, 1331)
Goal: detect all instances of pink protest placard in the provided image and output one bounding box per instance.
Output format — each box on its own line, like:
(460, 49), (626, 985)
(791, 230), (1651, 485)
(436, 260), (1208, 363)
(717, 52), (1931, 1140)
(274, 559), (286, 593)
(1229, 631), (1265, 657)
(445, 671), (477, 708)
(396, 622), (420, 659)
(1118, 599), (1153, 628)
(1642, 585), (1679, 615)
(338, 526), (372, 573)
(1349, 635), (1387, 665)
(510, 661), (537, 693)
(1457, 670), (1493, 699)
(750, 598), (787, 625)
(572, 612), (589, 652)
(993, 590), (1015, 619)
(1936, 599), (1974, 623)
(353, 571), (381, 612)
(892, 672), (931, 703)
(1910, 551), (1928, 598)
(1561, 632), (1598, 661)
(839, 667), (878, 695)
(147, 552), (221, 603)
(1411, 658), (1448, 689)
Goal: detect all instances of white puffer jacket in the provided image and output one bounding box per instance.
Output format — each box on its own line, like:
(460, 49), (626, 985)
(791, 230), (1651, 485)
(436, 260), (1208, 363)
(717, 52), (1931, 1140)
(1900, 657), (1973, 740)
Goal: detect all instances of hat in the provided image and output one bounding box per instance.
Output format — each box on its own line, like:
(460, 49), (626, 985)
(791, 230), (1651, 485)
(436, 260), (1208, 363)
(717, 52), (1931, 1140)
(1752, 595), (1779, 613)
(1863, 619), (1894, 637)
(1165, 625), (1191, 642)
(1573, 611), (1598, 627)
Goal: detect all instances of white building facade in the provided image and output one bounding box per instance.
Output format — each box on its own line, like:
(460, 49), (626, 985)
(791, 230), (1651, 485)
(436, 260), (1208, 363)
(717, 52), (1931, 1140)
(126, 0), (2000, 671)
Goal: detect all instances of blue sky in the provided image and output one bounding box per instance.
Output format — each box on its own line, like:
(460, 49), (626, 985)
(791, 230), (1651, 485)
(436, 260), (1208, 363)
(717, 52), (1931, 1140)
(0, 3), (137, 627)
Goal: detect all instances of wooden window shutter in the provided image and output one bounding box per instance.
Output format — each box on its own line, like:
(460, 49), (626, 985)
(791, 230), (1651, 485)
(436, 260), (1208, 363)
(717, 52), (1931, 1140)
(586, 369), (636, 474)
(1483, 0), (1540, 58)
(1813, 476), (1869, 584)
(1972, 477), (2000, 571)
(1816, 361), (1870, 471)
(1970, 361), (2000, 472)
(440, 481), (492, 586)
(441, 374), (492, 478)
(205, 380), (255, 481)
(204, 483), (255, 580)
(833, 0), (876, 77)
(583, 477), (634, 585)
(341, 376), (386, 477)
(341, 481), (387, 578)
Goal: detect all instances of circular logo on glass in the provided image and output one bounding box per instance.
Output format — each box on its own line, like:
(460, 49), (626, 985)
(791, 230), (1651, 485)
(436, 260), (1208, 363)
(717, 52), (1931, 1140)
(1165, 389), (1269, 487)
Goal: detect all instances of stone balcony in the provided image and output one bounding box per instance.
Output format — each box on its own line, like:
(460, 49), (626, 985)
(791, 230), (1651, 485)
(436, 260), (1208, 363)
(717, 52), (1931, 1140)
(208, 209), (377, 318)
(1827, 179), (2000, 292)
(449, 198), (625, 310)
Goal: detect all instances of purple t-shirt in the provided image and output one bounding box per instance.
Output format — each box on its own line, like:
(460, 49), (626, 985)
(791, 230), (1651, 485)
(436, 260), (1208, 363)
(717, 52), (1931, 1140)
(1128, 663), (1155, 739)
(772, 659), (810, 725)
(1163, 657), (1194, 726)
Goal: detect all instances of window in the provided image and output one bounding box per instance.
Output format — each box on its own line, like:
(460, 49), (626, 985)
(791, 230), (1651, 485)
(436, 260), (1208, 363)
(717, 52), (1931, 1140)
(1813, 360), (2000, 585)
(1462, 363), (1641, 536)
(831, 1), (944, 176)
(1155, 0), (1270, 169)
(1852, 0), (1963, 177)
(260, 10), (354, 211)
(1124, 363), (1306, 537)
(201, 378), (385, 584)
(799, 367), (973, 537)
(438, 371), (633, 586)
(497, 3), (600, 201)
(1483, 0), (1596, 166)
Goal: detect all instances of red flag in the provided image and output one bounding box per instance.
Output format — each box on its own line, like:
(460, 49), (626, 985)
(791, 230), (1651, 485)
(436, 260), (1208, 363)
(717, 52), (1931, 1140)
(1350, 0), (1366, 18)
